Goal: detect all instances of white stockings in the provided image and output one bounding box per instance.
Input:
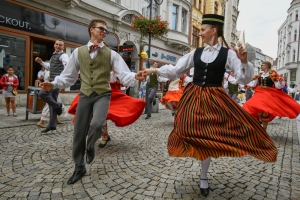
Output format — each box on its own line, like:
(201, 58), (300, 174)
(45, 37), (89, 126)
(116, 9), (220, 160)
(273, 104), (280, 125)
(200, 157), (211, 188)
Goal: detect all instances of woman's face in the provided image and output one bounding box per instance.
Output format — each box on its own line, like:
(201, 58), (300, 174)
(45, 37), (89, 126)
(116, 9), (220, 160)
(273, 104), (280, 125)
(199, 24), (214, 44)
(7, 68), (14, 75)
(260, 64), (269, 71)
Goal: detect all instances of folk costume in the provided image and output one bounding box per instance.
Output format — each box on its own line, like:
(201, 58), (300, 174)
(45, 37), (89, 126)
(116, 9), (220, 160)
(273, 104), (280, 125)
(243, 70), (300, 129)
(160, 74), (192, 116)
(156, 13), (278, 197)
(51, 41), (142, 184)
(38, 51), (69, 132)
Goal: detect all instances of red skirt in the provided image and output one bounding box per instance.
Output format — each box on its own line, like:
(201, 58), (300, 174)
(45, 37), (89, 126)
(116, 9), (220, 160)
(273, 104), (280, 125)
(243, 86), (300, 122)
(168, 83), (278, 162)
(68, 83), (146, 127)
(160, 89), (183, 110)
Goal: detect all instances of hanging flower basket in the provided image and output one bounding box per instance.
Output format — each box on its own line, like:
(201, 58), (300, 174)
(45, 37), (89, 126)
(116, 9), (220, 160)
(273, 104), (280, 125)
(131, 15), (169, 40)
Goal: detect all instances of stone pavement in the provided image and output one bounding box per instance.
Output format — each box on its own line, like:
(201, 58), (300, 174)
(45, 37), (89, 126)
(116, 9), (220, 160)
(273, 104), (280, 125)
(0, 104), (300, 199)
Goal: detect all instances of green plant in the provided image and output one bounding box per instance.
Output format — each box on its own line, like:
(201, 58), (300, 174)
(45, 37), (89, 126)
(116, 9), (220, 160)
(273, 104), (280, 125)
(131, 15), (169, 39)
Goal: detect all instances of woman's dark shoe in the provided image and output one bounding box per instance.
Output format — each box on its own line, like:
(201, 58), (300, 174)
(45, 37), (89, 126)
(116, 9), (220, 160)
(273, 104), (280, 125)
(67, 168), (86, 185)
(41, 127), (56, 133)
(200, 178), (210, 197)
(98, 136), (111, 148)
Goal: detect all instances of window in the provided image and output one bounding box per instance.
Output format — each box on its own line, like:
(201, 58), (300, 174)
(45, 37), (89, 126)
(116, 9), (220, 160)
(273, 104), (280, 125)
(232, 20), (236, 33)
(214, 2), (218, 14)
(284, 73), (288, 81)
(192, 27), (200, 47)
(194, 0), (197, 7)
(293, 50), (296, 61)
(295, 30), (297, 41)
(198, 0), (202, 10)
(296, 13), (298, 21)
(0, 33), (26, 90)
(291, 71), (296, 81)
(142, 0), (159, 17)
(172, 5), (178, 30)
(111, 0), (120, 3)
(182, 9), (187, 33)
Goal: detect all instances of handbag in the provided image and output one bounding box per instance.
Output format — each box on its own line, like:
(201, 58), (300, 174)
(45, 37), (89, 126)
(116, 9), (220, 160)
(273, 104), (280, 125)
(12, 89), (18, 96)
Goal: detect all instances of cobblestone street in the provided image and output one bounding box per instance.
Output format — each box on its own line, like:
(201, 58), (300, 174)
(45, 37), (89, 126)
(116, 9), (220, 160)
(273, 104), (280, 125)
(0, 107), (300, 200)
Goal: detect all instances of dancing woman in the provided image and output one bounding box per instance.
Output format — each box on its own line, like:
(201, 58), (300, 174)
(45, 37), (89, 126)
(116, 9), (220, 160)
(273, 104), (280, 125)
(160, 74), (192, 116)
(243, 61), (300, 129)
(142, 14), (278, 197)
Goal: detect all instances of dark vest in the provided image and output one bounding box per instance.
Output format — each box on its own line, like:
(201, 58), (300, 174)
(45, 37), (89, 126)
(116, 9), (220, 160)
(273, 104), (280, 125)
(193, 47), (229, 87)
(49, 52), (65, 81)
(149, 73), (158, 88)
(258, 77), (274, 87)
(228, 82), (239, 93)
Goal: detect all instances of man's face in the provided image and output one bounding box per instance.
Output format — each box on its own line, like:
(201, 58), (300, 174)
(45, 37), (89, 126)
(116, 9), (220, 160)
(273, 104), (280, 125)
(54, 40), (64, 52)
(153, 62), (158, 68)
(90, 22), (108, 41)
(41, 66), (45, 71)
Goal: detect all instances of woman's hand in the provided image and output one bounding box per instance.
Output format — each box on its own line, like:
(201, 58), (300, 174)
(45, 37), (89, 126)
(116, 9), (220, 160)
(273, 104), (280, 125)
(142, 68), (154, 76)
(135, 71), (145, 80)
(234, 44), (248, 64)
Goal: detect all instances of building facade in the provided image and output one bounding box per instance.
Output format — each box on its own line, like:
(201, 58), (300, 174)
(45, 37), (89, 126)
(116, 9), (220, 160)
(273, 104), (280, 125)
(245, 43), (266, 75)
(277, 0), (300, 87)
(224, 0), (239, 48)
(0, 0), (191, 105)
(190, 0), (227, 51)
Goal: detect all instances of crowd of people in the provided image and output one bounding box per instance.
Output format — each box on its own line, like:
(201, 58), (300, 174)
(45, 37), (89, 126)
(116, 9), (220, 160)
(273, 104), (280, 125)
(1, 14), (300, 198)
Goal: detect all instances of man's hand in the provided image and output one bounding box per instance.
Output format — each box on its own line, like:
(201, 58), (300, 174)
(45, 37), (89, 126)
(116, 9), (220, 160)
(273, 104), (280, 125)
(40, 82), (53, 91)
(135, 71), (145, 80)
(35, 57), (43, 64)
(234, 44), (248, 64)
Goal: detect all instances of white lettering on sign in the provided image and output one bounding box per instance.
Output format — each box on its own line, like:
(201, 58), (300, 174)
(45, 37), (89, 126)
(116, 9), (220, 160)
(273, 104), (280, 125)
(0, 15), (31, 29)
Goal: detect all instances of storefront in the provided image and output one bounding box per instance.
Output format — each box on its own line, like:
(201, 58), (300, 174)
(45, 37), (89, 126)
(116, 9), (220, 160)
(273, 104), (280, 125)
(142, 45), (183, 97)
(0, 0), (119, 94)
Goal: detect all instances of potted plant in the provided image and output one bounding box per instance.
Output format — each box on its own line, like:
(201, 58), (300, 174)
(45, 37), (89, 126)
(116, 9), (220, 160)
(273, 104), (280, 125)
(131, 15), (169, 40)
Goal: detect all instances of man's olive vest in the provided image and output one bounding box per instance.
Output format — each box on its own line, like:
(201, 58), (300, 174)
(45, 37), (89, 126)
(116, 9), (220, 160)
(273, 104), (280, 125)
(228, 82), (239, 94)
(78, 46), (112, 96)
(149, 70), (158, 88)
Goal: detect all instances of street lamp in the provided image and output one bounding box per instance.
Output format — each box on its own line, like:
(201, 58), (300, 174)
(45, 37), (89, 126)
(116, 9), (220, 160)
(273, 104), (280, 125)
(146, 0), (163, 69)
(144, 0), (163, 114)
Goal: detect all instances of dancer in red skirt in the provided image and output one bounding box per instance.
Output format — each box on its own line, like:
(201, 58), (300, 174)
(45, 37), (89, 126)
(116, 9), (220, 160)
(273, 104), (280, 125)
(243, 61), (300, 129)
(68, 71), (146, 147)
(143, 14), (278, 197)
(160, 74), (192, 116)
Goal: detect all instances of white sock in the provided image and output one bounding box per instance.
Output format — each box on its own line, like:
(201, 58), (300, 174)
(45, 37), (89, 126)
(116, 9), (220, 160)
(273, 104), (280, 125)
(200, 157), (211, 188)
(297, 113), (300, 122)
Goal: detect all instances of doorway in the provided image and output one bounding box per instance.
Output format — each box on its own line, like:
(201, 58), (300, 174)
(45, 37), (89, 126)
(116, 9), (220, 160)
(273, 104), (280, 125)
(31, 38), (54, 86)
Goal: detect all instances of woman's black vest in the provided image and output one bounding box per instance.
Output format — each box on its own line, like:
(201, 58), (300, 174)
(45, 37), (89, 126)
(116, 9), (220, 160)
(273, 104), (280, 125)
(193, 47), (228, 87)
(258, 76), (274, 87)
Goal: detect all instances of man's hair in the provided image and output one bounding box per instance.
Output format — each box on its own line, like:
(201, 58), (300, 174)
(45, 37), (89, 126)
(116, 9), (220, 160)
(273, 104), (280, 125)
(88, 19), (107, 37)
(55, 39), (64, 44)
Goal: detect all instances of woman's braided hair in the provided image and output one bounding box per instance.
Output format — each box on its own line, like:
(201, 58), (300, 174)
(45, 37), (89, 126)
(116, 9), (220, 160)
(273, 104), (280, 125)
(210, 24), (230, 49)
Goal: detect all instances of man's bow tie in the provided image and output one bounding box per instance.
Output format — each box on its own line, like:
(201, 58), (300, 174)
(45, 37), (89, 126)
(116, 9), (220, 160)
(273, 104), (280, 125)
(89, 44), (100, 52)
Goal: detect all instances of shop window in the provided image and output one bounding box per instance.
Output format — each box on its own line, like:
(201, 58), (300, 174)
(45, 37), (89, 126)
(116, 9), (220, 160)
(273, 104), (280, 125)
(0, 33), (26, 90)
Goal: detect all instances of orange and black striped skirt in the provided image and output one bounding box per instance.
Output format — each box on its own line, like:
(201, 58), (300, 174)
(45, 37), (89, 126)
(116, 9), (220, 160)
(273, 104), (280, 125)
(168, 83), (278, 162)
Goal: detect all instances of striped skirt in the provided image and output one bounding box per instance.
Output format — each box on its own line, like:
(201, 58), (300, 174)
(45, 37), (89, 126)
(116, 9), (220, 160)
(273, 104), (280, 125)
(168, 83), (278, 162)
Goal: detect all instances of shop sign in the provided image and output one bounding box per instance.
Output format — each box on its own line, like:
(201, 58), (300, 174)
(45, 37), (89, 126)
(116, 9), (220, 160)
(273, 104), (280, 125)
(143, 46), (181, 65)
(0, 0), (118, 46)
(119, 45), (134, 52)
